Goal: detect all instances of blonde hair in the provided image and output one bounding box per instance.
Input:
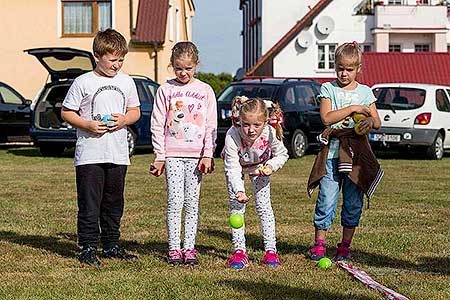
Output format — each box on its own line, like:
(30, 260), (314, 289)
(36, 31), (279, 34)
(335, 41), (362, 67)
(169, 41), (199, 67)
(230, 96), (284, 141)
(93, 29), (128, 57)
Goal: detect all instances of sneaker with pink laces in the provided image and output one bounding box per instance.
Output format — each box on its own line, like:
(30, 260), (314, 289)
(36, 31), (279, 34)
(261, 250), (281, 267)
(226, 249), (250, 270)
(336, 242), (351, 261)
(167, 249), (183, 265)
(184, 249), (198, 265)
(309, 241), (327, 261)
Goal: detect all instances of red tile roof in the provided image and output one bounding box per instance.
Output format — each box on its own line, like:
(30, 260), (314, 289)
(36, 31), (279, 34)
(358, 52), (450, 87)
(133, 0), (169, 44)
(246, 0), (333, 76)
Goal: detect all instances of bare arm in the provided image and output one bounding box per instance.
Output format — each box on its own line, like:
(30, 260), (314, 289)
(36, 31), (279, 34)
(61, 107), (108, 135)
(320, 98), (371, 126)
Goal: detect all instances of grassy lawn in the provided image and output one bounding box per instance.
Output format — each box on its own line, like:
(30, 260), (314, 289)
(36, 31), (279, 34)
(0, 146), (449, 299)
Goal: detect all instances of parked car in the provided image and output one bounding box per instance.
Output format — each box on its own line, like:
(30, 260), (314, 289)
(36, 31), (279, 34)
(0, 81), (32, 143)
(370, 83), (450, 160)
(216, 77), (324, 158)
(25, 47), (158, 156)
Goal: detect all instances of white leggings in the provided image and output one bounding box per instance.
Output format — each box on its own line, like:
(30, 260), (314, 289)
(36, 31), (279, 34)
(227, 175), (277, 252)
(165, 157), (202, 251)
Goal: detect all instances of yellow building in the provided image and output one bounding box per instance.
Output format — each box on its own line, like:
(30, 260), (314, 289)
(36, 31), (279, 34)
(0, 0), (195, 99)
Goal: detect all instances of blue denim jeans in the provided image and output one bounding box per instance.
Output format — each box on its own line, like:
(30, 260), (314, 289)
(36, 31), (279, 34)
(314, 158), (364, 230)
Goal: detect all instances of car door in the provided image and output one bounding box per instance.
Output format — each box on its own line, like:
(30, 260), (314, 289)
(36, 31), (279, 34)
(295, 83), (323, 140)
(0, 82), (31, 142)
(133, 78), (158, 146)
(435, 89), (450, 148)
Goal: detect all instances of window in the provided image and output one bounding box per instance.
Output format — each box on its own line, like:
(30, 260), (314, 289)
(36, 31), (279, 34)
(415, 44), (430, 52)
(0, 85), (23, 105)
(389, 44), (401, 52)
(363, 45), (372, 52)
(436, 90), (450, 112)
(62, 0), (111, 36)
(388, 0), (402, 4)
(318, 44), (336, 70)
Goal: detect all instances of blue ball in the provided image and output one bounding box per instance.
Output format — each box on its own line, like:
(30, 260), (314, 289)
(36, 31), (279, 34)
(102, 114), (114, 125)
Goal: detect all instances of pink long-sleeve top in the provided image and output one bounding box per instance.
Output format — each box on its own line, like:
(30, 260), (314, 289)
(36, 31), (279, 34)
(151, 78), (217, 161)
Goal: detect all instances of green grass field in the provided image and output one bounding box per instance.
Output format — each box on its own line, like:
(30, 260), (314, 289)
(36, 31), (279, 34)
(1, 146), (449, 299)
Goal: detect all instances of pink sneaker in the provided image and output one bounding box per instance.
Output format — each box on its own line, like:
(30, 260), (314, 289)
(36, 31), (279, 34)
(336, 242), (351, 261)
(309, 241), (327, 261)
(167, 249), (183, 265)
(183, 249), (198, 265)
(261, 250), (281, 267)
(226, 249), (250, 270)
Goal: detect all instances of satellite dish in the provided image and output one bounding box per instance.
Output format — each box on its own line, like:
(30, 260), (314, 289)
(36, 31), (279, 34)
(316, 16), (335, 35)
(296, 31), (313, 48)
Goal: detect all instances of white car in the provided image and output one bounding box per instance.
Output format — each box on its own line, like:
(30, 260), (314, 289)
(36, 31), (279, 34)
(370, 83), (450, 160)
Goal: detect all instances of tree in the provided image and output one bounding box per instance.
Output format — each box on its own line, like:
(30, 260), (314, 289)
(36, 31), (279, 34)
(195, 72), (233, 94)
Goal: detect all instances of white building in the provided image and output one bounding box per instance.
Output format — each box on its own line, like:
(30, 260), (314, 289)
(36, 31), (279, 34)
(240, 0), (450, 78)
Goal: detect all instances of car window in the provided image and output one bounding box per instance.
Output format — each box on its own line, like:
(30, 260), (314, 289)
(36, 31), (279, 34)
(296, 85), (317, 109)
(217, 84), (276, 103)
(373, 87), (425, 110)
(135, 80), (149, 103)
(0, 84), (23, 105)
(145, 81), (158, 100)
(436, 89), (450, 112)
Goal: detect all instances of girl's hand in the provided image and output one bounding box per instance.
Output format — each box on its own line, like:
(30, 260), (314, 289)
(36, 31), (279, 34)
(236, 191), (249, 203)
(356, 117), (375, 135)
(198, 157), (214, 174)
(150, 161), (165, 177)
(259, 164), (273, 176)
(107, 113), (127, 131)
(352, 105), (371, 116)
(87, 120), (108, 135)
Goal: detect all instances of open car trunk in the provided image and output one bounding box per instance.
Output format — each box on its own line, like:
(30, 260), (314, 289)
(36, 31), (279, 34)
(34, 84), (72, 130)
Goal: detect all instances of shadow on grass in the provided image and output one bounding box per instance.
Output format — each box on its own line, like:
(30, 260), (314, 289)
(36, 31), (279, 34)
(0, 230), (79, 258)
(203, 228), (310, 255)
(219, 279), (376, 300)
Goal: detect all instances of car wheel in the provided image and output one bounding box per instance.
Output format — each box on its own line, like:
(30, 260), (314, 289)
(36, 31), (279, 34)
(39, 144), (65, 157)
(426, 132), (444, 160)
(127, 127), (137, 156)
(288, 129), (308, 158)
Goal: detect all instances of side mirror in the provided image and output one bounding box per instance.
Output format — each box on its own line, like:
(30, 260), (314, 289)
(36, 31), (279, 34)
(24, 99), (32, 106)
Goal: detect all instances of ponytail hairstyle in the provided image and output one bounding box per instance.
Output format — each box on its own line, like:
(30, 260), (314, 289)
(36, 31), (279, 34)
(268, 103), (284, 141)
(334, 41), (362, 68)
(169, 41), (200, 68)
(230, 96), (268, 127)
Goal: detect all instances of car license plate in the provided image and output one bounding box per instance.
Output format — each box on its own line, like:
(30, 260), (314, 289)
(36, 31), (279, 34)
(369, 133), (401, 142)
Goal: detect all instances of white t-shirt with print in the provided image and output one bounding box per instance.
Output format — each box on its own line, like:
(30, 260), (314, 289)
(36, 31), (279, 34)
(63, 71), (140, 166)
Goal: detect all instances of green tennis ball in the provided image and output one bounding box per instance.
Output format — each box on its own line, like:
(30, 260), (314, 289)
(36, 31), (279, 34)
(318, 257), (332, 269)
(229, 214), (244, 229)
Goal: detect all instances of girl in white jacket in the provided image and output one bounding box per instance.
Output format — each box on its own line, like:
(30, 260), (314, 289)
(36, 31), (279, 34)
(223, 96), (289, 269)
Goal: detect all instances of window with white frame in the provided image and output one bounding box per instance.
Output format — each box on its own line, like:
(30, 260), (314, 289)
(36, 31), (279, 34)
(389, 44), (401, 52)
(62, 0), (111, 36)
(363, 44), (372, 52)
(415, 44), (430, 52)
(387, 0), (402, 5)
(317, 44), (336, 70)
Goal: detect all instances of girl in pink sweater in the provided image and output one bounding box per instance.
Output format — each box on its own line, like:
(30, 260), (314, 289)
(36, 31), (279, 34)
(149, 41), (217, 266)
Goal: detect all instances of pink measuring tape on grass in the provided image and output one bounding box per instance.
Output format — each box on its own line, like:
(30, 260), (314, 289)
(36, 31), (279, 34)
(337, 261), (409, 300)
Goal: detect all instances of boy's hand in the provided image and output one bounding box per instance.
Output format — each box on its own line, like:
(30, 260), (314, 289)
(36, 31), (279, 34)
(236, 191), (249, 203)
(150, 161), (165, 177)
(198, 157), (214, 174)
(87, 120), (108, 135)
(259, 164), (273, 176)
(106, 113), (126, 131)
(352, 105), (371, 116)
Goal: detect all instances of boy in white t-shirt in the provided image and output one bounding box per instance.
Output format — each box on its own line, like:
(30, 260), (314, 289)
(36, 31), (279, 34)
(61, 29), (140, 266)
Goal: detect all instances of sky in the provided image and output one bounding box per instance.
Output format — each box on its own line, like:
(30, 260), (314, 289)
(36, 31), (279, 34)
(192, 0), (242, 75)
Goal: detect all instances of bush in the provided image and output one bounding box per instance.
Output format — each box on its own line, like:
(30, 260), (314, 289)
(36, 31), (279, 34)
(196, 72), (233, 94)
